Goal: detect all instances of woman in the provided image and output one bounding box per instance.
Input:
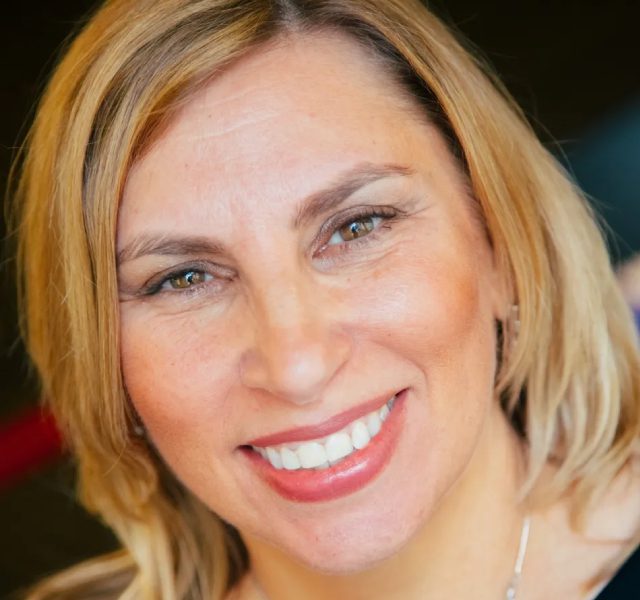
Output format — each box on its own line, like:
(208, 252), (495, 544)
(11, 0), (640, 598)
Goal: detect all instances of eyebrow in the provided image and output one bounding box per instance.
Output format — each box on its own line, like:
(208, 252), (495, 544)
(293, 162), (414, 228)
(117, 236), (225, 266)
(117, 162), (414, 266)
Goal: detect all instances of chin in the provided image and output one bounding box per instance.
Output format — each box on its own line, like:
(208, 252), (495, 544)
(304, 516), (425, 576)
(297, 530), (415, 575)
(258, 478), (432, 575)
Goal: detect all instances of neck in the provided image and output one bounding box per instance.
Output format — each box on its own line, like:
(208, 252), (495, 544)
(243, 408), (528, 600)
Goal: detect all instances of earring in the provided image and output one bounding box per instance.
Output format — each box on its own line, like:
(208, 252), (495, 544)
(506, 303), (521, 350)
(131, 411), (146, 437)
(125, 389), (147, 438)
(510, 303), (521, 334)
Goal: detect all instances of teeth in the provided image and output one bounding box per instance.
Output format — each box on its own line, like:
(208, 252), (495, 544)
(253, 394), (398, 471)
(351, 421), (371, 449)
(281, 447), (301, 470)
(324, 432), (353, 463)
(366, 412), (381, 437)
(297, 442), (328, 469)
(266, 447), (283, 470)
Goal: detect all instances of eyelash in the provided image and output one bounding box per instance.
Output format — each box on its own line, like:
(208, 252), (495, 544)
(141, 205), (401, 297)
(316, 205), (400, 257)
(141, 261), (224, 297)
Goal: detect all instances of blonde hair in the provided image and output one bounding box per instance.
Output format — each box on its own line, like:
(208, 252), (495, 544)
(10, 0), (640, 598)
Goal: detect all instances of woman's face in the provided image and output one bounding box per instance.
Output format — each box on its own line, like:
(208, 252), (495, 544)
(117, 32), (508, 572)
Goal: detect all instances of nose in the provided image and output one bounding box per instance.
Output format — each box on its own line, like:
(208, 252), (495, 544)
(240, 281), (352, 405)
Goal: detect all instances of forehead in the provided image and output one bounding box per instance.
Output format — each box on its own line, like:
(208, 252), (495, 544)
(129, 32), (424, 165)
(120, 30), (445, 233)
(163, 30), (422, 138)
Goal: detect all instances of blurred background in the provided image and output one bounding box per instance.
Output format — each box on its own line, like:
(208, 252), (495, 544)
(1, 0), (639, 596)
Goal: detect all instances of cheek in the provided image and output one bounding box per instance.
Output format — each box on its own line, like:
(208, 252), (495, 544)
(119, 309), (238, 450)
(347, 243), (495, 368)
(344, 242), (498, 462)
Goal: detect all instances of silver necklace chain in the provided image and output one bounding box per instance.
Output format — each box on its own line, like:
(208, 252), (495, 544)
(505, 515), (532, 600)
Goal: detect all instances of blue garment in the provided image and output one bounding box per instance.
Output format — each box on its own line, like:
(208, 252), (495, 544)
(595, 543), (640, 598)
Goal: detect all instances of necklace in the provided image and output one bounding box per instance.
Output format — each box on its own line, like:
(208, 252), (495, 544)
(248, 515), (533, 600)
(504, 515), (532, 600)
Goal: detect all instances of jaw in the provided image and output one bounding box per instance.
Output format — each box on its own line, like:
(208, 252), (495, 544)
(241, 402), (524, 591)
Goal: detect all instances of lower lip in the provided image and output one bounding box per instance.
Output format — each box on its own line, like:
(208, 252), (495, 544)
(241, 390), (407, 503)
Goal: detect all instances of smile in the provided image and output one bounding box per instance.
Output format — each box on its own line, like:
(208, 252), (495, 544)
(251, 395), (396, 471)
(242, 389), (407, 502)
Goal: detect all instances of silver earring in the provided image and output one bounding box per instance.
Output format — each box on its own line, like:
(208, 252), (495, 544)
(510, 303), (521, 333)
(132, 423), (146, 437)
(507, 303), (521, 349)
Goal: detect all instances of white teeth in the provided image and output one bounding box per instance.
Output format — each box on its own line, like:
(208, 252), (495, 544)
(266, 447), (283, 470)
(254, 394), (398, 471)
(351, 421), (371, 449)
(324, 432), (354, 463)
(281, 447), (301, 470)
(366, 412), (382, 437)
(297, 442), (328, 469)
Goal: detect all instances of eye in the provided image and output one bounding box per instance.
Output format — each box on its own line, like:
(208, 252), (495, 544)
(164, 269), (213, 290)
(327, 215), (383, 245)
(131, 259), (236, 300)
(142, 267), (219, 296)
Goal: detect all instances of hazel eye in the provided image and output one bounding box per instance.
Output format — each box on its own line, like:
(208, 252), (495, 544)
(328, 216), (382, 245)
(166, 270), (212, 290)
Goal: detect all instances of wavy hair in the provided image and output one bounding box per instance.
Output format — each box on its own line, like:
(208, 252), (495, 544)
(10, 0), (640, 597)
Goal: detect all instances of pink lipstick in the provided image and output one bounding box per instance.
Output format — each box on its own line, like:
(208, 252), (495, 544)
(241, 389), (407, 502)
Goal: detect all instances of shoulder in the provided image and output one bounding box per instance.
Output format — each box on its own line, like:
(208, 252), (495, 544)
(523, 460), (640, 599)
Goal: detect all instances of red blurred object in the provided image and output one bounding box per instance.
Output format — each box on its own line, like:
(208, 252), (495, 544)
(0, 407), (64, 490)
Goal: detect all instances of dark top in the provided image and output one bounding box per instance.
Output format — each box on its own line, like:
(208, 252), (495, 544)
(595, 544), (640, 598)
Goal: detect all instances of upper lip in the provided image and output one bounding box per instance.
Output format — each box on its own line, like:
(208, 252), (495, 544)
(245, 390), (401, 447)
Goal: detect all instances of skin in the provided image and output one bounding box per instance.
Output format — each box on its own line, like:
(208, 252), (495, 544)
(117, 32), (640, 599)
